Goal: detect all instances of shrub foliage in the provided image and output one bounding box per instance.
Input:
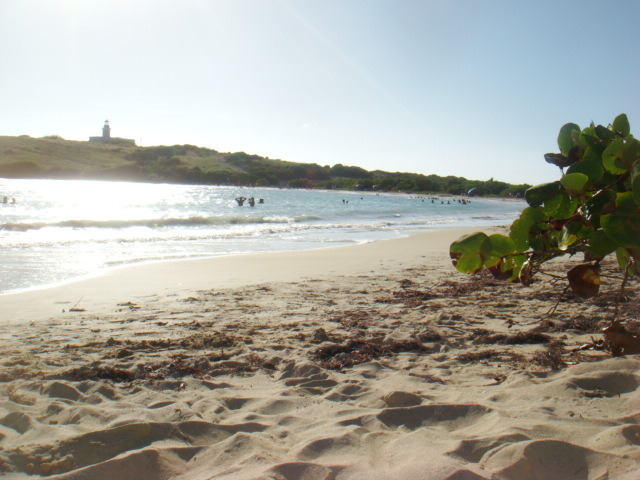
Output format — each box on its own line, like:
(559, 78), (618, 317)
(450, 114), (640, 298)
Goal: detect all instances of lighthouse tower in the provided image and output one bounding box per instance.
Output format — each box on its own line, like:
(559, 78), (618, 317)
(102, 120), (111, 140)
(89, 120), (135, 145)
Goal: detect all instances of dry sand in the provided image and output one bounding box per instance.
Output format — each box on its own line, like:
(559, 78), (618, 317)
(1, 227), (639, 480)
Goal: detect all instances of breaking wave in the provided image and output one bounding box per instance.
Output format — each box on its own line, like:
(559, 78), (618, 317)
(0, 215), (319, 232)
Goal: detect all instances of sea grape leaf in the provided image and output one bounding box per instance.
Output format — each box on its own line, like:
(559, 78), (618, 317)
(585, 230), (619, 261)
(595, 124), (614, 143)
(509, 214), (535, 252)
(559, 228), (579, 250)
(522, 206), (547, 224)
(488, 261), (513, 281)
(567, 264), (600, 298)
(633, 159), (640, 204)
(622, 140), (640, 173)
(578, 130), (598, 148)
(450, 232), (492, 274)
(613, 113), (631, 136)
(544, 153), (573, 168)
(615, 248), (640, 276)
(601, 192), (640, 248)
(519, 260), (536, 286)
(488, 234), (516, 257)
(519, 207), (552, 252)
(584, 190), (616, 228)
(602, 139), (632, 174)
(560, 172), (589, 194)
(571, 129), (586, 149)
(488, 255), (523, 281)
(558, 123), (580, 156)
(524, 181), (562, 208)
(558, 220), (591, 251)
(566, 148), (604, 184)
(543, 191), (579, 219)
(483, 234), (516, 268)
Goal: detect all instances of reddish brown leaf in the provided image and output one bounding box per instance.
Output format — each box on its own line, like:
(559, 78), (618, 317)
(567, 264), (600, 298)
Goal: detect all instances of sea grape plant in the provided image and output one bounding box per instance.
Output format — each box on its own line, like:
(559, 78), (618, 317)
(450, 114), (640, 299)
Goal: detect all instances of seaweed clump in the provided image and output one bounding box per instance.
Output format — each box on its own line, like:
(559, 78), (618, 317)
(311, 339), (427, 371)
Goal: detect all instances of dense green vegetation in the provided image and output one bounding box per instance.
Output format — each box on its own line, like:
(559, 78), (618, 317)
(0, 135), (529, 196)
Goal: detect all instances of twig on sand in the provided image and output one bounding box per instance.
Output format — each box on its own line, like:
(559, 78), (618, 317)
(69, 296), (86, 312)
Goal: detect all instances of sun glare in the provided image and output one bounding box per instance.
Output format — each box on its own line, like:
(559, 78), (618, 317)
(33, 180), (172, 223)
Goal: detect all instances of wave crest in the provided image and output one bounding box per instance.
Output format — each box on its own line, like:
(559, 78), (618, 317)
(0, 215), (314, 232)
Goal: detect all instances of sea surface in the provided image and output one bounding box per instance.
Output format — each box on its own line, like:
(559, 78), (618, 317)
(0, 178), (523, 294)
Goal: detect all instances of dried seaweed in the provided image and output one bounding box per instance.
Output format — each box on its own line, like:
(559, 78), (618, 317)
(311, 338), (427, 371)
(470, 329), (551, 345)
(54, 365), (137, 382)
(375, 289), (440, 307)
(328, 310), (373, 329)
(52, 351), (277, 383)
(548, 315), (604, 334)
(415, 329), (445, 343)
(456, 349), (524, 363)
(437, 272), (505, 296)
(532, 344), (567, 371)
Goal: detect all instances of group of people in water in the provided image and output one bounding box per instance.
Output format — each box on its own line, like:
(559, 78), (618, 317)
(2, 196), (17, 205)
(341, 195), (472, 206)
(234, 193), (471, 208)
(235, 196), (264, 207)
(411, 196), (472, 205)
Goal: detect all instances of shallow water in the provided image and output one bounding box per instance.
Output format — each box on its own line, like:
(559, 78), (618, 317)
(0, 178), (523, 293)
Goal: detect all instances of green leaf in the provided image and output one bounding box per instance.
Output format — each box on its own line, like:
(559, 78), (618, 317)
(558, 123), (580, 156)
(585, 230), (618, 261)
(572, 129), (587, 149)
(566, 148), (604, 185)
(560, 172), (589, 194)
(632, 159), (640, 204)
(488, 258), (516, 281)
(483, 233), (516, 267)
(602, 139), (635, 174)
(595, 125), (614, 143)
(521, 206), (547, 224)
(559, 228), (579, 250)
(488, 234), (516, 256)
(509, 215), (534, 252)
(450, 232), (492, 274)
(622, 139), (640, 173)
(615, 247), (640, 276)
(524, 181), (562, 208)
(544, 153), (573, 168)
(602, 192), (640, 248)
(578, 130), (598, 148)
(612, 113), (630, 136)
(543, 191), (579, 219)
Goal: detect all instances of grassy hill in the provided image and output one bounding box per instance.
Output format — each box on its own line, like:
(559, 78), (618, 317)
(0, 135), (530, 196)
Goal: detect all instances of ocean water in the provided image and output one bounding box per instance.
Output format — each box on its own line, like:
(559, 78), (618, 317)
(0, 178), (523, 294)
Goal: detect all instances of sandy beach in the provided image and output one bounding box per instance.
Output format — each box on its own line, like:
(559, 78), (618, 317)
(1, 227), (639, 480)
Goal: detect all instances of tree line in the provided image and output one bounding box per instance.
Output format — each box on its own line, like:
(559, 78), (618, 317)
(0, 137), (529, 197)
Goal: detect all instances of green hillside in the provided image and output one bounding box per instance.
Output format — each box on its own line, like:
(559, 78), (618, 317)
(0, 135), (529, 196)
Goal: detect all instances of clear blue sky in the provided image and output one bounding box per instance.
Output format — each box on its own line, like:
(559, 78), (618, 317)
(1, 0), (638, 185)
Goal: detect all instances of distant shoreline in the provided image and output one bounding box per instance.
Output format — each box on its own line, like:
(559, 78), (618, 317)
(0, 135), (531, 196)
